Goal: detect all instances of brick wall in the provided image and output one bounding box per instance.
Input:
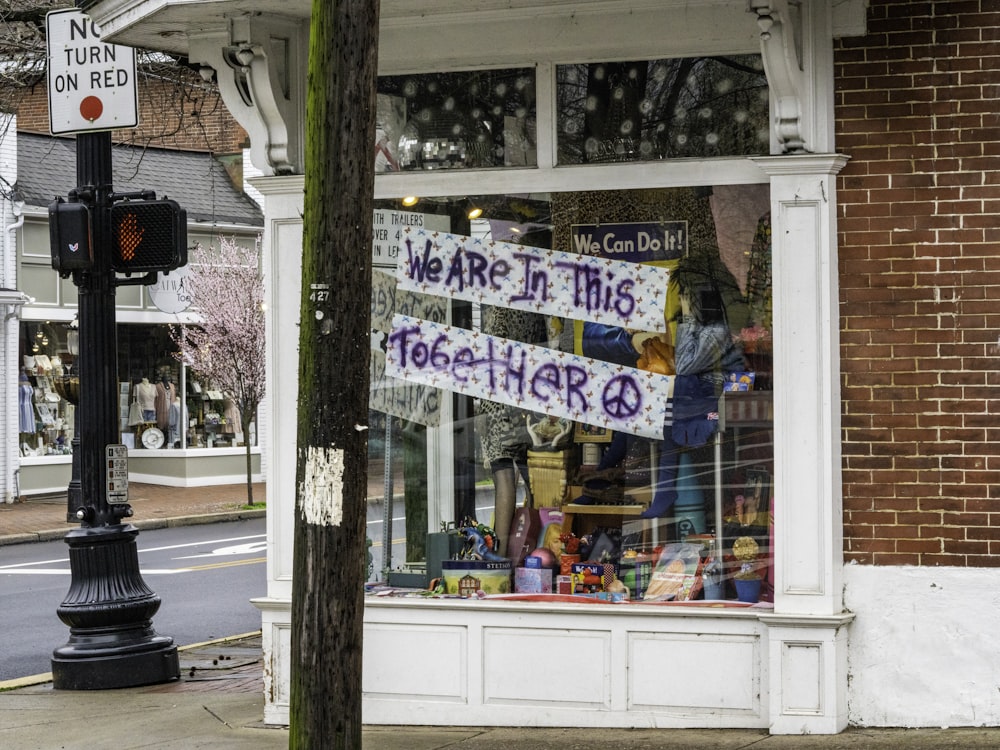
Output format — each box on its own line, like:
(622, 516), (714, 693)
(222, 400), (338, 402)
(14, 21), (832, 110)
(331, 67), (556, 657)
(16, 67), (247, 155)
(834, 0), (1000, 567)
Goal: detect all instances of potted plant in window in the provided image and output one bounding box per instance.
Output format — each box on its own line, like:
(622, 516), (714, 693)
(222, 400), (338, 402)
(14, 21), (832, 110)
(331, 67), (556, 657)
(732, 536), (762, 603)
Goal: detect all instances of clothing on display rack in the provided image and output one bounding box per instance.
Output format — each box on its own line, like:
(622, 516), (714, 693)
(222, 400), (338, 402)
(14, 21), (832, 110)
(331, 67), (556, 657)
(136, 378), (157, 421)
(19, 374), (35, 433)
(155, 379), (175, 431)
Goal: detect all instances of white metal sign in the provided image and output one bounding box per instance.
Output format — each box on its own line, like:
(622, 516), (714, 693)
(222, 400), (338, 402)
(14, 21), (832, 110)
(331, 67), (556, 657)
(106, 444), (129, 505)
(372, 209), (450, 269)
(46, 9), (138, 135)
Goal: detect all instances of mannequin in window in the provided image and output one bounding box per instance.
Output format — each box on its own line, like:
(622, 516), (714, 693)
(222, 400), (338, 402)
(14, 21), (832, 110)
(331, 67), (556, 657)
(476, 306), (547, 557)
(136, 377), (157, 422)
(221, 396), (241, 437)
(583, 286), (743, 519)
(155, 376), (175, 431)
(167, 396), (185, 448)
(19, 372), (35, 434)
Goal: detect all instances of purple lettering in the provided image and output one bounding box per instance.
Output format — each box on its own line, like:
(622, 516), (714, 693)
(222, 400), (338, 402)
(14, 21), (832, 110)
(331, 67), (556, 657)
(466, 251), (489, 289)
(430, 333), (451, 369)
(387, 324), (422, 367)
(444, 251), (467, 291)
(452, 347), (475, 382)
(504, 345), (527, 397)
(489, 259), (511, 289)
(565, 365), (589, 412)
(511, 254), (549, 303)
(404, 238), (442, 283)
(530, 363), (562, 402)
(614, 279), (636, 318)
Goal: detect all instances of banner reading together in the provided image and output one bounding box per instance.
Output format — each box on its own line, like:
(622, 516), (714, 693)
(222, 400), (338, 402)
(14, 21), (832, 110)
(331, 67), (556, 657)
(386, 315), (671, 439)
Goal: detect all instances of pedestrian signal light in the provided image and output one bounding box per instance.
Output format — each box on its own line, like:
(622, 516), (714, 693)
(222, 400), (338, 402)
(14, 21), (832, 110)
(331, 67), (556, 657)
(49, 198), (93, 275)
(110, 199), (187, 274)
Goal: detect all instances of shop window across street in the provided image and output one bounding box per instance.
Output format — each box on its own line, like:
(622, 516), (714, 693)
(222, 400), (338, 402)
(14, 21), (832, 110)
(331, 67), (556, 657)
(18, 321), (256, 456)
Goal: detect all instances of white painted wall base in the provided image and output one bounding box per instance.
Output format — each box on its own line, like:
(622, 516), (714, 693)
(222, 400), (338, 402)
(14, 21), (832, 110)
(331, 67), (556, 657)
(844, 565), (1000, 729)
(256, 597), (852, 733)
(259, 568), (1000, 732)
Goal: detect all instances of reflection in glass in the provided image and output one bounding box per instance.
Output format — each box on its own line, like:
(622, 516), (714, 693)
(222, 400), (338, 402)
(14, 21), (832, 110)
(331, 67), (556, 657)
(376, 68), (537, 172)
(556, 57), (769, 164)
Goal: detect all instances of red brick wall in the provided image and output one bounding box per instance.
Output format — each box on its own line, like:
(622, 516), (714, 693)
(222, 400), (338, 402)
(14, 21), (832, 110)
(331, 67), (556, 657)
(834, 0), (1000, 567)
(16, 68), (247, 155)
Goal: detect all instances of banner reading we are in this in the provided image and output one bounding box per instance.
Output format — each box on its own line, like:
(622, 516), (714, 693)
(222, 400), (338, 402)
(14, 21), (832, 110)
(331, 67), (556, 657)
(396, 229), (670, 332)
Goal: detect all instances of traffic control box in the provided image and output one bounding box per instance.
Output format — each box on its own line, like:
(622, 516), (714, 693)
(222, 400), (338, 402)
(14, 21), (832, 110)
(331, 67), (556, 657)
(49, 198), (93, 274)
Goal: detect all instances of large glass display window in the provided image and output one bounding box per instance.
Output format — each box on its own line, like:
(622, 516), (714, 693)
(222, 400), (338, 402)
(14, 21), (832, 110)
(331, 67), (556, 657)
(368, 183), (774, 606)
(18, 321), (257, 455)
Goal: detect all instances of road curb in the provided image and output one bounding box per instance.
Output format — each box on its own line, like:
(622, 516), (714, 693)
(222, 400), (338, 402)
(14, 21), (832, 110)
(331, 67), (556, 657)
(0, 508), (266, 547)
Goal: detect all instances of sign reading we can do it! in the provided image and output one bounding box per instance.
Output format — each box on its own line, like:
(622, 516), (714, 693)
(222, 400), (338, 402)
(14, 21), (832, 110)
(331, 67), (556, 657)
(46, 9), (139, 135)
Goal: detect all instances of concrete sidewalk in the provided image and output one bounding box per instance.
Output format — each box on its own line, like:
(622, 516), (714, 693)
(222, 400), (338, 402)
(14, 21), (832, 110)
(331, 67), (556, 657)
(3, 484), (1000, 747)
(5, 656), (1000, 750)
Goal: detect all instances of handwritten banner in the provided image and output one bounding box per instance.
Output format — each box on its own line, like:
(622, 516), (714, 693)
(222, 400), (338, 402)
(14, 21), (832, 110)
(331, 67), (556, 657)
(396, 229), (670, 331)
(371, 268), (447, 332)
(369, 270), (443, 426)
(386, 315), (671, 439)
(369, 350), (441, 427)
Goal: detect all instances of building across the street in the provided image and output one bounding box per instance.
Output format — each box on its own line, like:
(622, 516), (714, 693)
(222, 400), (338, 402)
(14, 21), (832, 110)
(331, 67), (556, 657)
(3, 124), (264, 498)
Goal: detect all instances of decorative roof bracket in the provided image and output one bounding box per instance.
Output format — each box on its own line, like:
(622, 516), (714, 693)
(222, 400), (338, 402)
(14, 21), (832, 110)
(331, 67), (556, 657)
(748, 0), (806, 153)
(189, 15), (305, 176)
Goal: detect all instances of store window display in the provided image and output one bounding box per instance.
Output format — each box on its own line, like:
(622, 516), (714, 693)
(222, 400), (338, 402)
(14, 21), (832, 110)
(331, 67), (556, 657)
(18, 321), (258, 454)
(555, 57), (769, 165)
(475, 305), (546, 557)
(371, 183), (773, 604)
(18, 324), (75, 456)
(135, 377), (156, 421)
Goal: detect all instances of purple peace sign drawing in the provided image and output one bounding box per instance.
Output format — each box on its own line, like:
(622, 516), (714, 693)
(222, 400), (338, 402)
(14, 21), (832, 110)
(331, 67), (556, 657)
(601, 374), (643, 421)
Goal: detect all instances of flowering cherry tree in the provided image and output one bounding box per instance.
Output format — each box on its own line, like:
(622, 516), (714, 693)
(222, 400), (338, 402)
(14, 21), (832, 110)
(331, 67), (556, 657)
(170, 236), (265, 505)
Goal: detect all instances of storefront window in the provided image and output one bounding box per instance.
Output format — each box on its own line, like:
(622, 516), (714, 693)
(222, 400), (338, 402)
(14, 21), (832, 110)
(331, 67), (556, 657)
(18, 321), (75, 456)
(556, 56), (769, 164)
(18, 321), (256, 455)
(371, 184), (773, 604)
(375, 67), (537, 172)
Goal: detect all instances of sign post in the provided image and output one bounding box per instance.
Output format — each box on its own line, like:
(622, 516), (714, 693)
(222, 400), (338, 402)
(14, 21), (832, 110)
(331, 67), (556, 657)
(46, 9), (179, 690)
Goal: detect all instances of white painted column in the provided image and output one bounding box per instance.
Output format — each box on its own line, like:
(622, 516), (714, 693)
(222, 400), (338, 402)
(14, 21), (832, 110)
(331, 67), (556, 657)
(248, 175), (303, 725)
(1, 117), (21, 504)
(753, 153), (853, 734)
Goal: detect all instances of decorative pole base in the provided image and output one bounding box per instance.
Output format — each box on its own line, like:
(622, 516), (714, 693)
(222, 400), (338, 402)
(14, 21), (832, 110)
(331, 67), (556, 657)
(51, 524), (179, 690)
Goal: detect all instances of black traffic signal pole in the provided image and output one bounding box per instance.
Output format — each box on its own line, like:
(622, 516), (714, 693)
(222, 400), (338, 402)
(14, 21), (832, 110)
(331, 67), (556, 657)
(50, 130), (179, 690)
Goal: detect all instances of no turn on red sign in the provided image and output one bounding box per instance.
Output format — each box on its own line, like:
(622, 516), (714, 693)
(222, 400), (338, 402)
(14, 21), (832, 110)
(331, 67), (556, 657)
(46, 9), (138, 135)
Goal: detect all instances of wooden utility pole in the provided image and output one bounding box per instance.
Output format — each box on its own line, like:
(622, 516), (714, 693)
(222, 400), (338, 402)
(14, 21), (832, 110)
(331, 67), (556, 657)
(289, 1), (379, 747)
